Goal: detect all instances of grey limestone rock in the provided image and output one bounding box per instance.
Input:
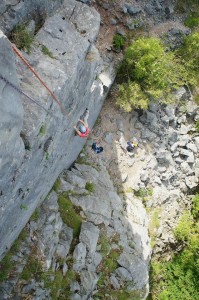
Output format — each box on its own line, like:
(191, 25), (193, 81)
(194, 137), (199, 150)
(115, 267), (132, 281)
(180, 162), (193, 175)
(70, 281), (81, 292)
(0, 0), (111, 260)
(185, 176), (198, 189)
(110, 274), (120, 289)
(79, 222), (100, 255)
(80, 270), (98, 291)
(104, 132), (113, 144)
(73, 242), (87, 271)
(56, 224), (73, 258)
(125, 4), (142, 15)
(186, 142), (198, 154)
(118, 252), (148, 290)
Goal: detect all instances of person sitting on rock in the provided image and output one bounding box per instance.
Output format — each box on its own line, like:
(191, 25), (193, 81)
(126, 140), (138, 152)
(92, 142), (103, 154)
(74, 119), (90, 138)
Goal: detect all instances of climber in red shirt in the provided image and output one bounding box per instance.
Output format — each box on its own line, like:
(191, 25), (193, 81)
(74, 119), (90, 138)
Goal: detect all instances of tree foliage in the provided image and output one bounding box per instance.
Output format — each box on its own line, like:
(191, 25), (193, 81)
(117, 37), (185, 111)
(149, 200), (199, 300)
(178, 32), (199, 85)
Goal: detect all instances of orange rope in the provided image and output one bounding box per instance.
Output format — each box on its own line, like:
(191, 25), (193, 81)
(12, 44), (75, 125)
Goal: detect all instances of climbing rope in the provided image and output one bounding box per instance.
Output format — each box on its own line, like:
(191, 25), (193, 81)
(12, 44), (75, 125)
(0, 73), (52, 115)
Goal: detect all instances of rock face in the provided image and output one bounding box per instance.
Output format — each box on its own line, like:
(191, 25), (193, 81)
(0, 163), (151, 299)
(0, 0), (115, 260)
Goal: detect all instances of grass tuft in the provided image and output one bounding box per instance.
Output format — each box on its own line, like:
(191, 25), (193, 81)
(10, 24), (34, 53)
(58, 193), (82, 238)
(41, 45), (54, 58)
(85, 182), (95, 193)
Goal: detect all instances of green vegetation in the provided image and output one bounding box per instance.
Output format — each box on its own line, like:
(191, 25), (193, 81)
(178, 32), (199, 86)
(44, 269), (76, 300)
(39, 125), (46, 136)
(53, 177), (61, 193)
(192, 193), (199, 219)
(148, 195), (199, 300)
(184, 11), (199, 28)
(21, 250), (77, 299)
(113, 34), (125, 51)
(148, 209), (161, 248)
(98, 233), (111, 258)
(30, 208), (39, 222)
(58, 192), (82, 238)
(85, 181), (95, 193)
(175, 0), (199, 13)
(116, 32), (199, 111)
(195, 120), (199, 133)
(134, 186), (153, 205)
(10, 24), (34, 53)
(20, 204), (28, 210)
(21, 250), (43, 280)
(116, 37), (185, 111)
(0, 229), (27, 282)
(41, 45), (54, 58)
(174, 212), (193, 242)
(95, 232), (124, 299)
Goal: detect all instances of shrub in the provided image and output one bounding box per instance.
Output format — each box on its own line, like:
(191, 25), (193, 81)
(10, 24), (34, 53)
(85, 182), (95, 193)
(116, 81), (149, 111)
(149, 229), (199, 300)
(192, 193), (199, 218)
(178, 32), (199, 86)
(149, 199), (199, 300)
(184, 12), (199, 28)
(174, 212), (193, 242)
(113, 34), (125, 51)
(116, 37), (185, 111)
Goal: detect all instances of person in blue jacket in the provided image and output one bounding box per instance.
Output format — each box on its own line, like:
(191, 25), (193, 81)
(92, 142), (103, 154)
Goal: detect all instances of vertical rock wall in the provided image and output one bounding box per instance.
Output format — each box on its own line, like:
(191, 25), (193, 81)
(0, 0), (115, 260)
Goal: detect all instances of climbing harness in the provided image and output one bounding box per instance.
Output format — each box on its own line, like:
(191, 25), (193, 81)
(11, 45), (75, 126)
(0, 73), (51, 115)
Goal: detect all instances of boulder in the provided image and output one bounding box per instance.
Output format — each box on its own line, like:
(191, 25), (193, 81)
(79, 222), (100, 255)
(80, 270), (98, 291)
(118, 253), (148, 290)
(73, 242), (87, 271)
(125, 4), (142, 15)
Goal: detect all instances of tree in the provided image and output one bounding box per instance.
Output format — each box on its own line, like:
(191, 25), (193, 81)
(178, 32), (199, 86)
(117, 37), (186, 111)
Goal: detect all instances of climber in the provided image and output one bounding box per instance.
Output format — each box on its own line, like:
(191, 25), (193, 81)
(74, 108), (90, 138)
(92, 142), (103, 154)
(80, 108), (89, 126)
(74, 119), (90, 138)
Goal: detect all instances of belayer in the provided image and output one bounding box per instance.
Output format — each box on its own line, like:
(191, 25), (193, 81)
(92, 142), (103, 154)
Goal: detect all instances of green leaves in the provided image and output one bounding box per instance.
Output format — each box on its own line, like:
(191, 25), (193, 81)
(174, 212), (193, 242)
(116, 37), (186, 111)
